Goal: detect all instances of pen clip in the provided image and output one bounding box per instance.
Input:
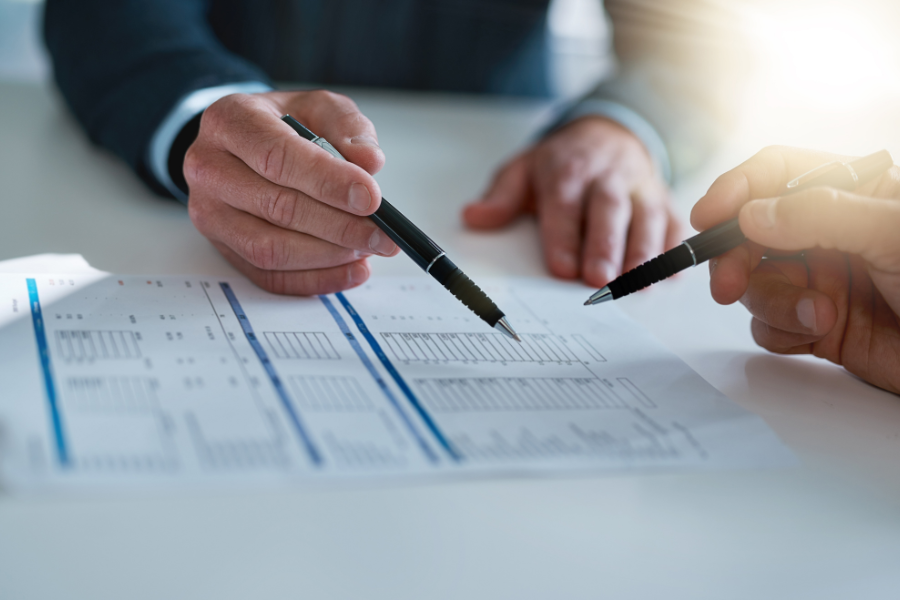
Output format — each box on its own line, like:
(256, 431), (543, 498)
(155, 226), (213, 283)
(786, 161), (849, 189)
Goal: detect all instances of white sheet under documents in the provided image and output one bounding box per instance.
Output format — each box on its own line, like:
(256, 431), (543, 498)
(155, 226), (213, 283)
(0, 273), (792, 491)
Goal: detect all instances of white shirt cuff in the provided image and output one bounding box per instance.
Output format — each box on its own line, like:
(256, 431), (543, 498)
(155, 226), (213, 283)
(556, 99), (672, 183)
(148, 82), (274, 201)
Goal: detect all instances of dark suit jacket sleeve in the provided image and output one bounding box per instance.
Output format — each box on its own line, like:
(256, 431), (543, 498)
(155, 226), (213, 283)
(44, 0), (272, 194)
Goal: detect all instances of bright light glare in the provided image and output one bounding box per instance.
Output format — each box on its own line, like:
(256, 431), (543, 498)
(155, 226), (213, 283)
(744, 5), (895, 109)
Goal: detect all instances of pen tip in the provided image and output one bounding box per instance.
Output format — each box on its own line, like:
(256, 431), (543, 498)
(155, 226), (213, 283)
(495, 317), (522, 342)
(584, 286), (613, 306)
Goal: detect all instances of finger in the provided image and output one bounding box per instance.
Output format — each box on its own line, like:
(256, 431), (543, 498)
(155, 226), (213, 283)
(581, 177), (632, 286)
(196, 93), (381, 216)
(187, 148), (398, 256)
(691, 146), (850, 231)
(739, 260), (838, 337)
(750, 318), (815, 355)
(708, 240), (767, 305)
(213, 242), (371, 296)
(535, 156), (593, 280)
(463, 153), (532, 230)
(288, 90), (386, 176)
(194, 200), (370, 272)
(621, 186), (670, 272)
(738, 188), (900, 272)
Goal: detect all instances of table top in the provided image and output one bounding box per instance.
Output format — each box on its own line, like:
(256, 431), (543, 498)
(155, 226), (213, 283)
(1, 82), (899, 600)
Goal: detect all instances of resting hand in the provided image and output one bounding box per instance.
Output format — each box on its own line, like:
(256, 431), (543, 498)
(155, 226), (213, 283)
(691, 146), (900, 394)
(184, 90), (399, 295)
(463, 117), (680, 288)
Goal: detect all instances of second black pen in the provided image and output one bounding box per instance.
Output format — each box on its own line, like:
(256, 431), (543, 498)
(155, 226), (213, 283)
(585, 149), (894, 305)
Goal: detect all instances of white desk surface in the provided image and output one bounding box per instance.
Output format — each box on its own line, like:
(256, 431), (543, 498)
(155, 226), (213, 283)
(1, 82), (899, 600)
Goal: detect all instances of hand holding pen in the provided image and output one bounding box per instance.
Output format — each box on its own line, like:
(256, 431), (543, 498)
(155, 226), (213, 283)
(696, 147), (900, 394)
(184, 91), (399, 296)
(585, 149), (893, 305)
(281, 115), (521, 340)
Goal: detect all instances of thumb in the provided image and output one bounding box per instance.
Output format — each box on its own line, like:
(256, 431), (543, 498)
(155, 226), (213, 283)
(739, 188), (900, 272)
(463, 154), (532, 230)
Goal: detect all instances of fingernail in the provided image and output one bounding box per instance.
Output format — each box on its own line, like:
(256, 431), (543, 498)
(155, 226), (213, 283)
(349, 261), (369, 285)
(349, 183), (372, 212)
(369, 229), (397, 256)
(796, 297), (817, 333)
(751, 199), (778, 229)
(350, 135), (380, 149)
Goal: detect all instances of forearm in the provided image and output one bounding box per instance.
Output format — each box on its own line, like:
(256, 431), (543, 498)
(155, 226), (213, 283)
(559, 0), (750, 182)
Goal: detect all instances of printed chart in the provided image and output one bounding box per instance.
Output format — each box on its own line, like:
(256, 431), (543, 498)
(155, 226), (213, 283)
(0, 275), (792, 491)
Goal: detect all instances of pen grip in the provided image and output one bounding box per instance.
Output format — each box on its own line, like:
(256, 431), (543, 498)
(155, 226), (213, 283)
(607, 244), (694, 299)
(429, 256), (504, 326)
(369, 199), (444, 272)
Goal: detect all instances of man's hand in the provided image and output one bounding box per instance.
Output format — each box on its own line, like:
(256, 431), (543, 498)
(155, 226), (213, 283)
(184, 90), (399, 295)
(463, 116), (681, 288)
(691, 146), (900, 394)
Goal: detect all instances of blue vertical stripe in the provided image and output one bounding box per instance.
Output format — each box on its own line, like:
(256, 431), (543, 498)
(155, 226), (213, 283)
(319, 295), (439, 463)
(26, 279), (70, 467)
(334, 293), (461, 462)
(219, 283), (323, 466)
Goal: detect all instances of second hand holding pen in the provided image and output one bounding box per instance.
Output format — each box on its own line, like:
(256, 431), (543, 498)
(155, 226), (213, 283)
(280, 114), (522, 341)
(585, 150), (894, 305)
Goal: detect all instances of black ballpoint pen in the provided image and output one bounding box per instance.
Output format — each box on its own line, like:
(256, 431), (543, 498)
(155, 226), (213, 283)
(280, 114), (522, 341)
(585, 149), (894, 306)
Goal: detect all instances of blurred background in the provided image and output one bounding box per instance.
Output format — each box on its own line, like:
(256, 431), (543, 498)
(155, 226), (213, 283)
(3, 0), (900, 164)
(0, 0), (614, 95)
(0, 0), (47, 82)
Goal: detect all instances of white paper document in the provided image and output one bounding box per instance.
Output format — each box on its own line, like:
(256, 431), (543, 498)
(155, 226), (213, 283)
(0, 272), (792, 491)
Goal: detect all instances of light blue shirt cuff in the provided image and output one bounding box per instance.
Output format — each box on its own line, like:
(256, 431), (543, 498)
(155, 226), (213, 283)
(554, 99), (672, 183)
(148, 82), (274, 201)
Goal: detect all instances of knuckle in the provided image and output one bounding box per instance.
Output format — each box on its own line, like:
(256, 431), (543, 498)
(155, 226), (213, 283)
(244, 234), (287, 271)
(261, 187), (299, 229)
(309, 89), (335, 103)
(220, 93), (258, 116)
(758, 301), (780, 330)
(260, 270), (289, 296)
(182, 145), (210, 189)
(551, 155), (588, 182)
(310, 89), (354, 110)
(202, 94), (245, 133)
(547, 193), (583, 218)
(334, 216), (365, 248)
(596, 183), (630, 209)
(304, 155), (339, 201)
(257, 138), (292, 183)
(200, 101), (224, 132)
